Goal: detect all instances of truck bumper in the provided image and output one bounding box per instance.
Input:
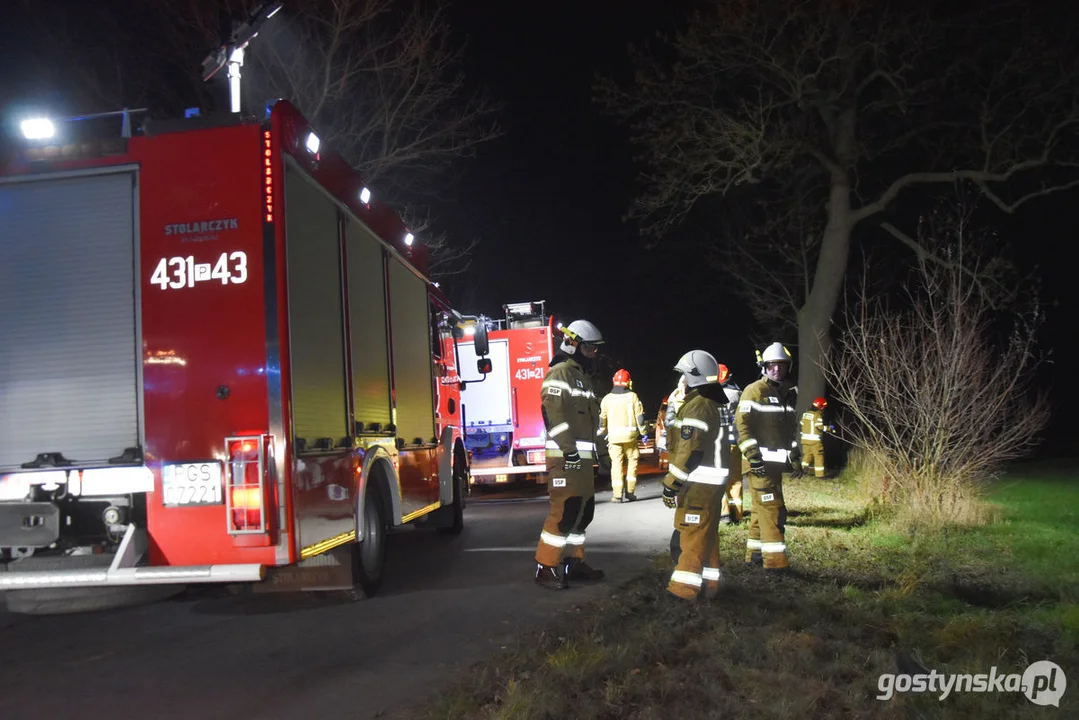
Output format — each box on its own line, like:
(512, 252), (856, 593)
(0, 524), (265, 590)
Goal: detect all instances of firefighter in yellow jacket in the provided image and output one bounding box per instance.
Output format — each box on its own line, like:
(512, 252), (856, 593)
(800, 397), (832, 478)
(661, 350), (732, 601)
(735, 342), (800, 573)
(600, 368), (647, 502)
(718, 366), (745, 524)
(534, 319), (610, 589)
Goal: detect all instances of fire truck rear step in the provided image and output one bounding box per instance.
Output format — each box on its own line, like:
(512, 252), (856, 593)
(0, 524), (264, 590)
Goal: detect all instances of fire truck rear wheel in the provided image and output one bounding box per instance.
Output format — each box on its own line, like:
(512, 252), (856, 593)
(353, 484), (388, 597)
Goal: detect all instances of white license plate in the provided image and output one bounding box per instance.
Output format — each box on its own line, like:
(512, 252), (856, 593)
(162, 462), (223, 506)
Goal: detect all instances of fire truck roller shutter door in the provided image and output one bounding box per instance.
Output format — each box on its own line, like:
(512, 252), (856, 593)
(387, 257), (436, 445)
(285, 164), (348, 445)
(345, 219), (392, 430)
(0, 170), (140, 471)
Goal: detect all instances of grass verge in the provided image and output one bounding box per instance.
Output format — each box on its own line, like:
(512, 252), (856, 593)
(403, 462), (1079, 719)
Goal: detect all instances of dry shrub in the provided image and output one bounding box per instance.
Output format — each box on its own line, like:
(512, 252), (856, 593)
(825, 203), (1049, 527)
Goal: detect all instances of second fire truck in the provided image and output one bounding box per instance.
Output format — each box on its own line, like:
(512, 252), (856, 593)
(457, 302), (555, 486)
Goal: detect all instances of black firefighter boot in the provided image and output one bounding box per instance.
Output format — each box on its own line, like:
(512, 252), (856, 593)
(623, 491), (638, 502)
(535, 562), (569, 590)
(563, 557), (605, 581)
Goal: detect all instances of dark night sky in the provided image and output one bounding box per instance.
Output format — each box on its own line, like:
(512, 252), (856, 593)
(440, 1), (1079, 446)
(2, 1), (1077, 447)
(440, 1), (754, 416)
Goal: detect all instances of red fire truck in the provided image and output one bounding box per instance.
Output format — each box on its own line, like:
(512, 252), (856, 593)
(0, 101), (490, 600)
(457, 301), (555, 486)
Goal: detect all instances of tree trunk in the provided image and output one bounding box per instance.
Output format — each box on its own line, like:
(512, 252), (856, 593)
(796, 172), (853, 413)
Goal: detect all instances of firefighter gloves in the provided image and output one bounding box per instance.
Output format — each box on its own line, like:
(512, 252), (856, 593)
(749, 458), (767, 477)
(564, 450), (582, 471)
(662, 486), (678, 509)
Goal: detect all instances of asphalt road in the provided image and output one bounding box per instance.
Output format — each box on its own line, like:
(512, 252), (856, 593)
(0, 474), (672, 720)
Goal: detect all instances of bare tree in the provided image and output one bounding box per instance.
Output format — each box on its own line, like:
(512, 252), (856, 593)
(164, 0), (502, 276)
(824, 202), (1049, 524)
(596, 0), (1079, 408)
(162, 0), (500, 199)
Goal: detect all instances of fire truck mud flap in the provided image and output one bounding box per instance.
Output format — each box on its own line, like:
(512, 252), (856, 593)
(1, 525), (265, 614)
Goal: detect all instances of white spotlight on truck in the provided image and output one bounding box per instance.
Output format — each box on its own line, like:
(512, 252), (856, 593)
(360, 186), (371, 205)
(305, 132), (320, 155)
(20, 118), (56, 140)
(404, 232), (414, 247)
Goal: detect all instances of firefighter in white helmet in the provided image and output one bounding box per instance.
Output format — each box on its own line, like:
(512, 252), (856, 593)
(734, 342), (800, 573)
(661, 350), (732, 600)
(600, 368), (647, 502)
(534, 319), (610, 589)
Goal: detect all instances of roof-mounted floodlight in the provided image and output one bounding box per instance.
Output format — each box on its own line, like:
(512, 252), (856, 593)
(20, 118), (56, 140)
(200, 1), (284, 113)
(305, 132), (320, 155)
(360, 187), (372, 204)
(404, 232), (415, 247)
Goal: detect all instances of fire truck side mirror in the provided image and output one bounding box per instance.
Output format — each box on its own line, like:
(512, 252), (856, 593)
(477, 358), (492, 375)
(473, 321), (490, 357)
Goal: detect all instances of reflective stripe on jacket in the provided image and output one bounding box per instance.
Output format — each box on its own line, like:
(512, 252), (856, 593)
(662, 391), (731, 492)
(541, 357), (605, 461)
(734, 377), (798, 464)
(600, 390), (646, 444)
(801, 409), (825, 441)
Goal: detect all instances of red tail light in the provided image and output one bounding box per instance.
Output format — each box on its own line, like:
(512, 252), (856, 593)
(225, 435), (269, 534)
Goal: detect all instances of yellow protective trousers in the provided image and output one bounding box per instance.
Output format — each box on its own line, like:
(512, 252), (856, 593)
(608, 440), (639, 497)
(801, 439), (826, 477)
(669, 482), (725, 600)
(745, 464), (788, 569)
(721, 445), (744, 521)
(535, 456), (596, 567)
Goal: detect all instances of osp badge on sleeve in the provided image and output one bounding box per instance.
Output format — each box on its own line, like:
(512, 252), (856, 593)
(552, 477), (567, 487)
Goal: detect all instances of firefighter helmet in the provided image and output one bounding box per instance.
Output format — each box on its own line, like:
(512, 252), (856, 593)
(613, 368), (631, 387)
(559, 319), (604, 355)
(812, 397), (827, 410)
(673, 350), (720, 387)
(717, 363), (731, 385)
(760, 342), (792, 365)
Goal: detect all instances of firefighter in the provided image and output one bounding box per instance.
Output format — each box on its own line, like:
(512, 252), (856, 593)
(800, 397), (832, 478)
(534, 319), (610, 589)
(663, 375), (688, 449)
(718, 365), (745, 525)
(656, 396), (669, 452)
(661, 350), (732, 601)
(735, 342), (800, 573)
(600, 369), (647, 502)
